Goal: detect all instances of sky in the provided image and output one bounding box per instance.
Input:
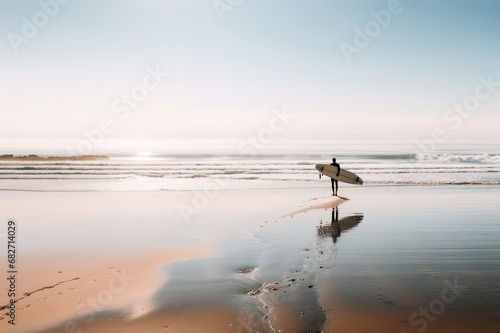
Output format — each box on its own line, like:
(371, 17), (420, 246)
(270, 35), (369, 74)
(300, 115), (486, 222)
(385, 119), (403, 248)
(0, 0), (499, 154)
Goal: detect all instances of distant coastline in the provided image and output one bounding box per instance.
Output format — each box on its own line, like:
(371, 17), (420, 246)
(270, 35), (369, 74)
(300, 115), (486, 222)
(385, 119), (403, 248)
(0, 154), (110, 161)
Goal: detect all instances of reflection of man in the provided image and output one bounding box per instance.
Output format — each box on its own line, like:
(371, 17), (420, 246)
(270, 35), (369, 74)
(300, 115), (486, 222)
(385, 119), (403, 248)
(330, 158), (340, 196)
(331, 207), (340, 243)
(317, 210), (364, 244)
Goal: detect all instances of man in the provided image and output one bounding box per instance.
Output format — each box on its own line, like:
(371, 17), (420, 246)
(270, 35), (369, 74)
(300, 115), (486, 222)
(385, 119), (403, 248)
(330, 158), (340, 196)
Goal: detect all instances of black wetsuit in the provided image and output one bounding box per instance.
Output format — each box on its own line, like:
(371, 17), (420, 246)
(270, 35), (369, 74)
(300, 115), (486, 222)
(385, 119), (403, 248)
(330, 162), (340, 177)
(330, 162), (340, 193)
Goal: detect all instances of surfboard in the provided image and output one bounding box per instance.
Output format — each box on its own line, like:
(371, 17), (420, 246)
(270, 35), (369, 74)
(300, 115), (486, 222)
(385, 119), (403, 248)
(315, 164), (364, 185)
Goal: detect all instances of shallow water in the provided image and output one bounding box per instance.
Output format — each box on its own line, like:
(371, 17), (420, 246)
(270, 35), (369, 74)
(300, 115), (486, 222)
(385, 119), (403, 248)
(157, 186), (500, 331)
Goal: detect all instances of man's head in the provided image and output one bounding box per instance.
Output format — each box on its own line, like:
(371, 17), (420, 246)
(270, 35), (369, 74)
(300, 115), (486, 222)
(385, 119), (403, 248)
(332, 158), (336, 163)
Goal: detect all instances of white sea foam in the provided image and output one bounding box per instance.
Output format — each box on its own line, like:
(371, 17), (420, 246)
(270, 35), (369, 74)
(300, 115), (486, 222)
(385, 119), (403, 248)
(416, 153), (500, 163)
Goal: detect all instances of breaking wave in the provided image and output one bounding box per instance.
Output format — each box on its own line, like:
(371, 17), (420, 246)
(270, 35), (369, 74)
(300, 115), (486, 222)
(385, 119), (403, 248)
(416, 153), (500, 163)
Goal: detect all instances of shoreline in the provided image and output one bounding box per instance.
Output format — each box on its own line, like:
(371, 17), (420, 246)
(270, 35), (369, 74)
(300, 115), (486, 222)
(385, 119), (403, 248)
(1, 182), (500, 193)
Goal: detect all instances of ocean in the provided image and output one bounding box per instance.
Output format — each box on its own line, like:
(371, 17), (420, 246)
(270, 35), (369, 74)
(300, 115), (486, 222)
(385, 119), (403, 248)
(1, 144), (500, 191)
(0, 145), (500, 191)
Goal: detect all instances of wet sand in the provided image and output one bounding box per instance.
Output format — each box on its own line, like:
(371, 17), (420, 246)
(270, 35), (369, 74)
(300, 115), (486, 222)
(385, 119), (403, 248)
(0, 246), (213, 333)
(1, 186), (500, 332)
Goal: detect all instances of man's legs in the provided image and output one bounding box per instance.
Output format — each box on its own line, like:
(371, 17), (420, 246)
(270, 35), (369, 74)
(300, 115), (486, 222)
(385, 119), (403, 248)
(331, 179), (339, 195)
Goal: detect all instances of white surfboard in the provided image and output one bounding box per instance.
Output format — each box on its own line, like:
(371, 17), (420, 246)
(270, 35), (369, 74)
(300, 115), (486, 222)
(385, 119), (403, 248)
(315, 164), (363, 185)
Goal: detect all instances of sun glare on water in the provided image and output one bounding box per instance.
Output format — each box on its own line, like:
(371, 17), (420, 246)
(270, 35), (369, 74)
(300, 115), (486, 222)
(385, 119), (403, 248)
(130, 152), (157, 161)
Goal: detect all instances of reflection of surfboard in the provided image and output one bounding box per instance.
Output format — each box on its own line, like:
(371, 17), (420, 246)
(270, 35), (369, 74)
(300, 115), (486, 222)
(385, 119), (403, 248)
(317, 214), (364, 238)
(315, 164), (363, 185)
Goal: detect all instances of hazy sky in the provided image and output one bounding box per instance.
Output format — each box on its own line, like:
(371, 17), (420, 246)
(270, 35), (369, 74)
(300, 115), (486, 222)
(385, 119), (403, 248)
(1, 0), (499, 153)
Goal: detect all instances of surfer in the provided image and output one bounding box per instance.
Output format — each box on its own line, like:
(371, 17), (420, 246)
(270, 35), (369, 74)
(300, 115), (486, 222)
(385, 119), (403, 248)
(330, 158), (340, 196)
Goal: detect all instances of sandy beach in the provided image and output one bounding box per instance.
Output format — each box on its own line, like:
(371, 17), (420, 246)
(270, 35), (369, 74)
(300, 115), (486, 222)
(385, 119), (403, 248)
(1, 185), (499, 333)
